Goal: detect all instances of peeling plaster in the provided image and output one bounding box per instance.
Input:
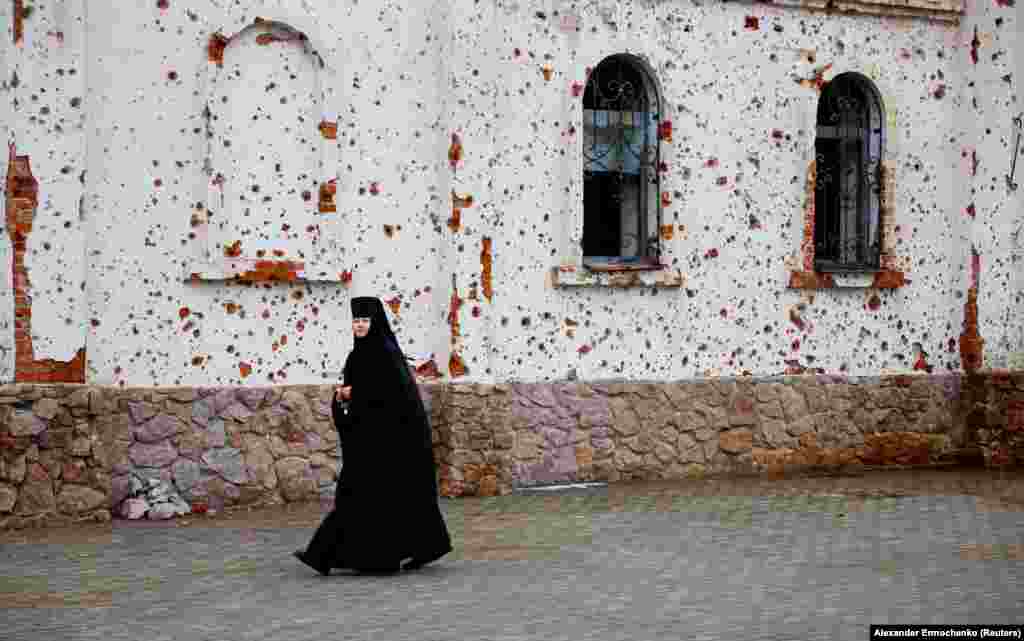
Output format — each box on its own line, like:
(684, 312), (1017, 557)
(480, 237), (493, 303)
(5, 143), (84, 382)
(12, 0), (25, 46)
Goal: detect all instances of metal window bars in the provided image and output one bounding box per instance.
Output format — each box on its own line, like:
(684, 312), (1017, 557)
(814, 74), (884, 272)
(582, 55), (660, 260)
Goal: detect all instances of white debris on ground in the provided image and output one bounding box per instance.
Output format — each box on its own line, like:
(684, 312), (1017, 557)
(517, 482), (608, 492)
(120, 473), (192, 520)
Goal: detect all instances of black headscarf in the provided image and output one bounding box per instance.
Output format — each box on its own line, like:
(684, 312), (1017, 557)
(350, 296), (400, 354)
(343, 296), (432, 454)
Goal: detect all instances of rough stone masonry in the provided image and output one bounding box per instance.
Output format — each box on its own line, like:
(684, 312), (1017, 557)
(1, 370), (1022, 529)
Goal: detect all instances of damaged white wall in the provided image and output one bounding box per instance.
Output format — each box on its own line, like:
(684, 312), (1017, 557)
(0, 0), (1019, 386)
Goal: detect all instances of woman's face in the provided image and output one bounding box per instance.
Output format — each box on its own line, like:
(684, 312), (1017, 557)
(352, 317), (371, 338)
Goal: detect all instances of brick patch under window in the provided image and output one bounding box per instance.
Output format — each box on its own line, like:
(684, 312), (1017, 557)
(788, 270), (906, 290)
(780, 0), (964, 23)
(185, 258), (351, 284)
(789, 159), (907, 290)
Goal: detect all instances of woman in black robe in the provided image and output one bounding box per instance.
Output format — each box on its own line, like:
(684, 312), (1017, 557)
(293, 296), (453, 575)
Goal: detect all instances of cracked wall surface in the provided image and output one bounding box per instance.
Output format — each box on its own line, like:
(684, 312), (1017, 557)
(2, 0), (1023, 386)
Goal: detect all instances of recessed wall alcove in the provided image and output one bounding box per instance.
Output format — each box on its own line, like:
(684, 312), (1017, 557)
(185, 17), (344, 284)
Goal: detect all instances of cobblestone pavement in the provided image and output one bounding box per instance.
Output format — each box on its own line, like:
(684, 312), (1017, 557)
(2, 469), (1023, 641)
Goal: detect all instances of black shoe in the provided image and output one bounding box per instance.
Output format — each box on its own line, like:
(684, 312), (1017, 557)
(293, 550), (330, 577)
(402, 551), (446, 571)
(354, 564), (401, 575)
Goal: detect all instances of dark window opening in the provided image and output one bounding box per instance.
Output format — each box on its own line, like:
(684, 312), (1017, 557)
(814, 73), (884, 272)
(582, 55), (661, 268)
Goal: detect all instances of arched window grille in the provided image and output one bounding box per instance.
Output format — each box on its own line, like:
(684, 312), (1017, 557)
(814, 73), (884, 272)
(582, 55), (661, 266)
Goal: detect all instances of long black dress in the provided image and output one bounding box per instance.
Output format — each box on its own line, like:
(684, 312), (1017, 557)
(295, 297), (452, 575)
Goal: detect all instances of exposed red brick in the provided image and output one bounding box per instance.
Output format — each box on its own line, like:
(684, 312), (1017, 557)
(208, 33), (228, 66)
(448, 277), (463, 341)
(318, 180), (337, 213)
(447, 208), (461, 233)
(319, 120), (338, 140)
(787, 269), (905, 291)
(6, 143), (85, 383)
(448, 353), (467, 378)
(787, 271), (833, 289)
(960, 286), (984, 372)
(872, 271), (906, 289)
(801, 160), (817, 271)
(481, 237), (493, 302)
(449, 191), (472, 232)
(658, 120), (673, 143)
(13, 0), (24, 45)
(446, 274), (467, 378)
(867, 293), (882, 311)
(235, 260), (304, 283)
(448, 133), (463, 171)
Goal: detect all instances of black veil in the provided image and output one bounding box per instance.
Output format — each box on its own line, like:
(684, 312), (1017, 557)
(350, 296), (400, 354)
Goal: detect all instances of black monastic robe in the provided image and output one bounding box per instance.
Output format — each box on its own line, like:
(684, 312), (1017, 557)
(298, 297), (452, 574)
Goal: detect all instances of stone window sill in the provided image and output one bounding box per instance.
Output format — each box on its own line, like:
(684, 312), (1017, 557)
(787, 270), (907, 290)
(551, 264), (684, 288)
(582, 257), (664, 272)
(183, 259), (350, 284)
(789, 0), (964, 24)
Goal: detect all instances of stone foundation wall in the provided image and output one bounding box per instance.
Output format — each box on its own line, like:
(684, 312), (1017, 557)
(432, 373), (981, 497)
(960, 372), (1024, 467)
(0, 384), (445, 529)
(2, 372), (1022, 529)
(0, 387), (109, 528)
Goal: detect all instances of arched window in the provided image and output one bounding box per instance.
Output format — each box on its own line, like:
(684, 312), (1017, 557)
(582, 55), (661, 267)
(814, 72), (884, 272)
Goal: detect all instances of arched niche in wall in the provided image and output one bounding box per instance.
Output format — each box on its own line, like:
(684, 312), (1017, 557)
(186, 17), (343, 284)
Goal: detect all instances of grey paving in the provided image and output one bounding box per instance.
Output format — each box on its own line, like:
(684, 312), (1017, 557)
(2, 486), (1023, 641)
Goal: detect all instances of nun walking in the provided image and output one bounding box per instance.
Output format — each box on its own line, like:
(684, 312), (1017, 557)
(294, 296), (453, 575)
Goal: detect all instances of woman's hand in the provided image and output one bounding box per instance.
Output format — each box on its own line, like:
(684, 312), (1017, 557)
(335, 386), (352, 401)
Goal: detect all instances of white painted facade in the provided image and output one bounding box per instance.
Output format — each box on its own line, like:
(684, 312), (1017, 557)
(0, 0), (1021, 386)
